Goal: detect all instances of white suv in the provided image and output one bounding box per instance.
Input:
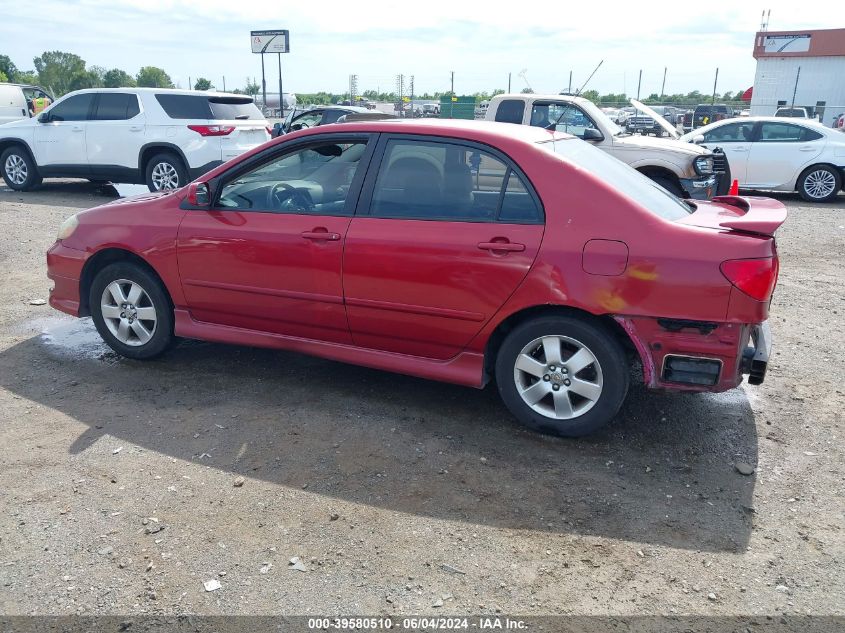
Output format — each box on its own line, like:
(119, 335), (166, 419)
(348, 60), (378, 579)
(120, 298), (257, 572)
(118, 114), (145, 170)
(0, 88), (270, 192)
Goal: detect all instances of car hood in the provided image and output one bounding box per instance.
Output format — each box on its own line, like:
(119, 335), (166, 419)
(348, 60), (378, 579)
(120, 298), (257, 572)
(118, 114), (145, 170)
(612, 132), (708, 156)
(630, 99), (680, 139)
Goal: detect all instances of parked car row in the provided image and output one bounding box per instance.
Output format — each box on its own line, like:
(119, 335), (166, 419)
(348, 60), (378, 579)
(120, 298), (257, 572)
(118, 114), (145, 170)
(46, 118), (784, 437)
(485, 94), (729, 199)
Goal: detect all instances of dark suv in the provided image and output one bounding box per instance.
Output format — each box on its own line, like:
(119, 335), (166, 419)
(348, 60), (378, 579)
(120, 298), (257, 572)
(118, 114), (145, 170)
(690, 104), (734, 130)
(626, 105), (679, 136)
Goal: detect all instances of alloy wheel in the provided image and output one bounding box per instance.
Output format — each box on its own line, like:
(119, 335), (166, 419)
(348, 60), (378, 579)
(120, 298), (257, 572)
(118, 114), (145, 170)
(151, 162), (179, 190)
(4, 154), (27, 185)
(100, 279), (158, 346)
(803, 169), (836, 200)
(513, 335), (604, 420)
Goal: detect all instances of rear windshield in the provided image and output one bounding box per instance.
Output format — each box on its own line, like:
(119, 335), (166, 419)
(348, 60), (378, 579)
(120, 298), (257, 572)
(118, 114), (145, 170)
(540, 138), (692, 221)
(155, 94), (262, 120)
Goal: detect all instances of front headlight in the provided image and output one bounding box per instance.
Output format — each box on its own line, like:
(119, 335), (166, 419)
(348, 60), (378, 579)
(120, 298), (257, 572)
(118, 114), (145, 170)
(694, 156), (714, 175)
(57, 214), (79, 241)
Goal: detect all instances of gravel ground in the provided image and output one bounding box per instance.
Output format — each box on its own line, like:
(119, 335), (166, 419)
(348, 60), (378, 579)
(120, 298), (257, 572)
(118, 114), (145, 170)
(0, 181), (842, 619)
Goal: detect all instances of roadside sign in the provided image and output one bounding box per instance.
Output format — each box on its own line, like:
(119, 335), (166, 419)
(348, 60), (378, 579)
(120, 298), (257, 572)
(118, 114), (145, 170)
(251, 30), (290, 54)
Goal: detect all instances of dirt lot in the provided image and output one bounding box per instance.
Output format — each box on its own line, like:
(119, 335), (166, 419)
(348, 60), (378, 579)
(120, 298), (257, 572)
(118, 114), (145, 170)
(0, 181), (843, 621)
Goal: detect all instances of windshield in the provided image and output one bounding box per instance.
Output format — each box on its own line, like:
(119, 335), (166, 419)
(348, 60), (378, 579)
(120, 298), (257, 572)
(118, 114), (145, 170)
(539, 138), (692, 221)
(576, 100), (623, 136)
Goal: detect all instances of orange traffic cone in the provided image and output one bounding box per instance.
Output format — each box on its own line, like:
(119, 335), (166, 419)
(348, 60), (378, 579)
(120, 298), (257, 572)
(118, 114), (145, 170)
(728, 179), (739, 196)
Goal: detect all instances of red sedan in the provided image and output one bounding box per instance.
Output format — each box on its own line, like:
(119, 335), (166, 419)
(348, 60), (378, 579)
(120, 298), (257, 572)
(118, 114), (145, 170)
(47, 119), (785, 437)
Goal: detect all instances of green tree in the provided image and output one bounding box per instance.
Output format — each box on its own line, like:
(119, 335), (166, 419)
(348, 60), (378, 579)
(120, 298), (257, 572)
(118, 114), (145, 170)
(520, 87), (534, 94)
(0, 55), (17, 82)
(33, 50), (87, 95)
(244, 78), (260, 96)
(193, 77), (212, 91)
(15, 70), (39, 85)
(580, 89), (600, 104)
(102, 68), (136, 88)
(136, 66), (173, 88)
(0, 70), (6, 82)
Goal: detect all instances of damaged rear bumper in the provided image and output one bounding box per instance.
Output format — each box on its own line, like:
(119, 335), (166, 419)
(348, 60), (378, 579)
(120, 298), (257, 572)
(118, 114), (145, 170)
(614, 316), (771, 392)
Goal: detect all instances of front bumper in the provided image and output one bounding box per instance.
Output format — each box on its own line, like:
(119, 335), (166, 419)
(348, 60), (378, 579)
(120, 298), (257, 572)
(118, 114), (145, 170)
(679, 175), (717, 200)
(47, 241), (87, 317)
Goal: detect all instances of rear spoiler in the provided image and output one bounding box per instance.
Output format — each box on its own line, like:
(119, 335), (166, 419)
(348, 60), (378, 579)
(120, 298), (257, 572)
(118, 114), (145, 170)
(713, 196), (787, 235)
(679, 195), (788, 237)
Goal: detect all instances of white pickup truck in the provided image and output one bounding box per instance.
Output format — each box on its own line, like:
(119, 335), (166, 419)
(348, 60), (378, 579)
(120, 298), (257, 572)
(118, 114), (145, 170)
(485, 94), (729, 198)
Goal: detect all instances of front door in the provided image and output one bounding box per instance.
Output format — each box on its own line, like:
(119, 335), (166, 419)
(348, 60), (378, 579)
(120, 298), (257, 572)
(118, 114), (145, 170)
(745, 121), (824, 189)
(343, 136), (545, 360)
(699, 120), (757, 184)
(33, 92), (94, 169)
(176, 135), (374, 343)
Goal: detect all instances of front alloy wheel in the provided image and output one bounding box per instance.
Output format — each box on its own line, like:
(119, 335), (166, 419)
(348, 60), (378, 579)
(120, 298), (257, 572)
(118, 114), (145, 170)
(90, 262), (174, 359)
(100, 279), (158, 346)
(5, 153), (28, 186)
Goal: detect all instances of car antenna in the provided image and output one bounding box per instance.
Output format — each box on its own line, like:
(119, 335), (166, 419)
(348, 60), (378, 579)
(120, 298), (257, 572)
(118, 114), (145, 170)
(547, 59), (604, 131)
(575, 60), (604, 95)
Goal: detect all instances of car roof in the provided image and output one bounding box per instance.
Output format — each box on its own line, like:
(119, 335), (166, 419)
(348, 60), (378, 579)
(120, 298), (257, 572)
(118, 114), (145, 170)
(292, 117), (573, 144)
(490, 93), (590, 103)
(59, 87), (254, 99)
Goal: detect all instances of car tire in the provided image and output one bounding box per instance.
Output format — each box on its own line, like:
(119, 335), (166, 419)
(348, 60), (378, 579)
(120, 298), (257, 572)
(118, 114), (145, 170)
(797, 165), (841, 203)
(495, 315), (629, 437)
(1, 146), (42, 191)
(90, 262), (174, 360)
(145, 152), (187, 193)
(648, 174), (684, 197)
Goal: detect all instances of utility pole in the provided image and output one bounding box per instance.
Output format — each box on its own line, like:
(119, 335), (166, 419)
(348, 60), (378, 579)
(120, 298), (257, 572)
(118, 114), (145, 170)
(277, 54), (284, 115)
(636, 69), (642, 100)
(189, 76), (192, 91)
(450, 71), (454, 94)
(349, 74), (358, 105)
(791, 66), (801, 108)
(568, 70), (572, 93)
(395, 74), (405, 116)
(711, 67), (719, 108)
(222, 76), (226, 92)
(260, 54), (267, 114)
(508, 72), (511, 93)
(660, 67), (667, 101)
(409, 75), (415, 116)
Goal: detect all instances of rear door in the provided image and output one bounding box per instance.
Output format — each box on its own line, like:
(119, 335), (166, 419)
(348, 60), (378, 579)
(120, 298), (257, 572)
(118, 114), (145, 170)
(342, 135), (544, 360)
(745, 122), (824, 188)
(33, 93), (94, 169)
(85, 92), (145, 178)
(698, 120), (757, 184)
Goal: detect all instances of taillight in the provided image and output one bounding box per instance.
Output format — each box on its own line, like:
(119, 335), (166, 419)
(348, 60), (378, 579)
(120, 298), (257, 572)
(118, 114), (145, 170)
(720, 258), (779, 301)
(187, 125), (235, 136)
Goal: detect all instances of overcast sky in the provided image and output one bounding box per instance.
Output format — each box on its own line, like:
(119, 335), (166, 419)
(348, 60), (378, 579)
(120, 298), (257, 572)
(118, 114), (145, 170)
(1, 0), (840, 97)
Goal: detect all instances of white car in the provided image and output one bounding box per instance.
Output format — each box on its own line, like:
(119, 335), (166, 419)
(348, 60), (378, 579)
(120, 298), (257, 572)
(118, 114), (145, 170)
(680, 116), (845, 202)
(0, 88), (270, 192)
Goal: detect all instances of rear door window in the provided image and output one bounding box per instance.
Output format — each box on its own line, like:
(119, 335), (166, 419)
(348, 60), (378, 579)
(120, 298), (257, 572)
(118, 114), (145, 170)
(494, 99), (525, 124)
(368, 138), (542, 223)
(93, 93), (140, 120)
(758, 122), (807, 142)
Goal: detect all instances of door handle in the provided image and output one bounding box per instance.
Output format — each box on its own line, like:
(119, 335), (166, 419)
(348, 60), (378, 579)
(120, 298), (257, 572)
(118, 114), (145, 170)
(478, 240), (525, 253)
(129, 126), (143, 132)
(301, 229), (341, 241)
(729, 147), (747, 152)
(798, 146), (816, 152)
(72, 126), (83, 132)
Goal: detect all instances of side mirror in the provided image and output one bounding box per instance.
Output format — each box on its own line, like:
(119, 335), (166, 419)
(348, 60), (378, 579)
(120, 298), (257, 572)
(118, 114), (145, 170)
(582, 128), (603, 142)
(692, 134), (705, 144)
(37, 112), (49, 123)
(186, 182), (210, 207)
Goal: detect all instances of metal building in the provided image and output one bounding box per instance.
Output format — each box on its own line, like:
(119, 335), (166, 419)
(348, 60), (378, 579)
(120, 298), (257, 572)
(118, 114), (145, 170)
(750, 27), (845, 127)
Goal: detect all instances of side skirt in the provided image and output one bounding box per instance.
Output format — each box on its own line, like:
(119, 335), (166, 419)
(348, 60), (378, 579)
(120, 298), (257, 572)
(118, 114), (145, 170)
(173, 309), (486, 388)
